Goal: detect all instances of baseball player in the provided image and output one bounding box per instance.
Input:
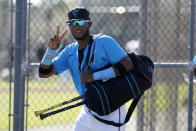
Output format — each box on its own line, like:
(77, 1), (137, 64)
(39, 7), (133, 131)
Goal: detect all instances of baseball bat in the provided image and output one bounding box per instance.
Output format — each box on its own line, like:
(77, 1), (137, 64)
(40, 101), (85, 120)
(35, 95), (85, 117)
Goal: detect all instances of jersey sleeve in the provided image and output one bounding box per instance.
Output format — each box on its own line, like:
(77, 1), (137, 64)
(52, 46), (70, 74)
(102, 36), (127, 64)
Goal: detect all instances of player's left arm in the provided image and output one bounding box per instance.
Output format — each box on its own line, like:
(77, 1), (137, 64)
(112, 56), (133, 77)
(102, 36), (133, 77)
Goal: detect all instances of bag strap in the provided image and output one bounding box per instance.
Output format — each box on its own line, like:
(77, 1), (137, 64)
(84, 37), (94, 70)
(78, 37), (94, 71)
(86, 34), (102, 70)
(89, 93), (143, 127)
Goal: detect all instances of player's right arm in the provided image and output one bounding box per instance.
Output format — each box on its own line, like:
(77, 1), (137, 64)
(39, 25), (67, 78)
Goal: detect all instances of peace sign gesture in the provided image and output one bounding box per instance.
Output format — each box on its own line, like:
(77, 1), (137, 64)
(48, 25), (68, 50)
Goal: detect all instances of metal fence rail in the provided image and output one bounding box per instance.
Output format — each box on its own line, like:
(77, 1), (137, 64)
(0, 0), (195, 131)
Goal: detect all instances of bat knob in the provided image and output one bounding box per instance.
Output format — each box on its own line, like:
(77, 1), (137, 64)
(40, 114), (48, 120)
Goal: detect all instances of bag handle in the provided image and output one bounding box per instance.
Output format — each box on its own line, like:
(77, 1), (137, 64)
(89, 93), (142, 127)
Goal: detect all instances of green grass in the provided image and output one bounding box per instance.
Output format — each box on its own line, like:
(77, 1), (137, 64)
(0, 78), (79, 130)
(0, 79), (196, 130)
(0, 91), (81, 130)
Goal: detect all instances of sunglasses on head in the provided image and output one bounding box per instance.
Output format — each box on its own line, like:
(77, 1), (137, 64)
(69, 20), (90, 27)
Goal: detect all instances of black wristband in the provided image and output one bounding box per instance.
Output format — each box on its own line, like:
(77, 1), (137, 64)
(39, 64), (53, 75)
(114, 62), (127, 75)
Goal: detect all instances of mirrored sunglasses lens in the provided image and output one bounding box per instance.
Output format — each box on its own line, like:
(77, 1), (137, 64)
(78, 20), (85, 26)
(70, 20), (86, 26)
(70, 21), (76, 26)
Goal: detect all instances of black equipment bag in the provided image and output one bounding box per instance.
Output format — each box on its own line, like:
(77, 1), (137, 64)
(84, 52), (154, 126)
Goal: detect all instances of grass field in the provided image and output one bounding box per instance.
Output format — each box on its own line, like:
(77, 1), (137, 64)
(0, 77), (80, 130)
(0, 78), (196, 130)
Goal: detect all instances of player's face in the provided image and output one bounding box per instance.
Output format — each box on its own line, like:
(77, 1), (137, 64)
(69, 20), (91, 40)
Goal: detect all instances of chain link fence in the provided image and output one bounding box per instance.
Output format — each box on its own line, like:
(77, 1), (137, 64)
(0, 0), (196, 131)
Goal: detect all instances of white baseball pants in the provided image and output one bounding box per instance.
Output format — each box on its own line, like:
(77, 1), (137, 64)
(74, 105), (127, 131)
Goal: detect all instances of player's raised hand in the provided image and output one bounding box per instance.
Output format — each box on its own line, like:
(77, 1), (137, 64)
(48, 25), (68, 50)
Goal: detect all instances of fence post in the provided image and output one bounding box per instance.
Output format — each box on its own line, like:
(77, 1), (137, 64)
(137, 0), (148, 131)
(13, 0), (27, 131)
(149, 0), (158, 129)
(188, 0), (195, 131)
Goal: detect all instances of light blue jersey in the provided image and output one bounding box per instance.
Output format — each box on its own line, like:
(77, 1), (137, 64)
(52, 34), (127, 95)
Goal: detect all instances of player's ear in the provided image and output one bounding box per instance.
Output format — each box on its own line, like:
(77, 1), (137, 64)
(88, 21), (92, 28)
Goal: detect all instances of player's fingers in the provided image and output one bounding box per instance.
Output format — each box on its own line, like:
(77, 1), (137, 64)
(53, 35), (56, 40)
(49, 37), (53, 42)
(56, 25), (60, 38)
(59, 30), (68, 40)
(48, 38), (53, 47)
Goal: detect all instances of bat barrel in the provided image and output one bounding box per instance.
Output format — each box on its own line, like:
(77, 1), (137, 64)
(34, 111), (40, 117)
